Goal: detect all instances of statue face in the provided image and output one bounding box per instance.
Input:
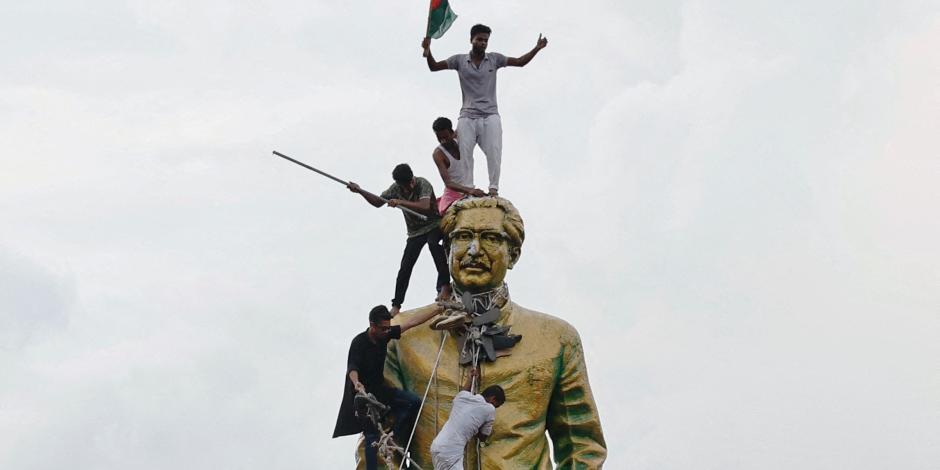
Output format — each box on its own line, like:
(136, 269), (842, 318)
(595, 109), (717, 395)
(449, 207), (519, 292)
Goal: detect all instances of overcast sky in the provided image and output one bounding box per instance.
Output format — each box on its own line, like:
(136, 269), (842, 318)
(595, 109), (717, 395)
(2, 1), (938, 469)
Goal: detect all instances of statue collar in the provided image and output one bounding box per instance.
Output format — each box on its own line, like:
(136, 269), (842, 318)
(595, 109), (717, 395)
(452, 283), (510, 315)
(451, 284), (521, 365)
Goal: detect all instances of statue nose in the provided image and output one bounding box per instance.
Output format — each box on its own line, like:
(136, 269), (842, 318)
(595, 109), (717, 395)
(467, 239), (480, 255)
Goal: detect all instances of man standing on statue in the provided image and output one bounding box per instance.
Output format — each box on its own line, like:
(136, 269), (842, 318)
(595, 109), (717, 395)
(361, 197), (606, 469)
(422, 25), (548, 196)
(348, 164), (452, 316)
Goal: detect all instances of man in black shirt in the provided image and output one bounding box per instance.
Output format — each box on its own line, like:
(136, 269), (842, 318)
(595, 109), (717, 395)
(333, 304), (441, 470)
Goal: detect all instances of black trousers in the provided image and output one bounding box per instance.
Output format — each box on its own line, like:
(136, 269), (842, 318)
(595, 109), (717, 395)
(392, 227), (449, 308)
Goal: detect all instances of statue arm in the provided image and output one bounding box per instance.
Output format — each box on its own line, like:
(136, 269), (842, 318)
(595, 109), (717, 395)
(383, 337), (406, 390)
(546, 332), (608, 467)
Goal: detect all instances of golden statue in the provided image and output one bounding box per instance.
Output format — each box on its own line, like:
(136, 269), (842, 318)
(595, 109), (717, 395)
(357, 197), (606, 469)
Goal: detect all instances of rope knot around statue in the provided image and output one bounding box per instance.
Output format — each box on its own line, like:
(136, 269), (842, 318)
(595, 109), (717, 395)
(430, 283), (522, 365)
(354, 391), (424, 470)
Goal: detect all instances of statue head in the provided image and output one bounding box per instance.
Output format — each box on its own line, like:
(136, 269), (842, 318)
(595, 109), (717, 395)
(441, 197), (524, 293)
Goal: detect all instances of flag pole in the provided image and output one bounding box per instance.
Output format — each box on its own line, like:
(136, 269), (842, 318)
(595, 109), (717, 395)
(425, 0), (432, 37)
(423, 0), (432, 57)
(272, 151), (429, 221)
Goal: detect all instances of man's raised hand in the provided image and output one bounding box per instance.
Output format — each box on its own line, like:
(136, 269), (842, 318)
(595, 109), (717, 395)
(347, 182), (361, 193)
(536, 34), (548, 50)
(424, 37), (449, 71)
(422, 37), (431, 57)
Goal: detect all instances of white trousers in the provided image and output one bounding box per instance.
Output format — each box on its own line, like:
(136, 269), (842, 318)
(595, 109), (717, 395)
(457, 114), (503, 191)
(431, 449), (463, 470)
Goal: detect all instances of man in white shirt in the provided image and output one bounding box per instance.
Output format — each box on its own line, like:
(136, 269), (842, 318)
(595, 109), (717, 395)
(431, 116), (487, 215)
(430, 368), (506, 470)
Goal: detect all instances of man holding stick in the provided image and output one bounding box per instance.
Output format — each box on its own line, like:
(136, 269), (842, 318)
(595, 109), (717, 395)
(348, 163), (452, 316)
(422, 24), (548, 196)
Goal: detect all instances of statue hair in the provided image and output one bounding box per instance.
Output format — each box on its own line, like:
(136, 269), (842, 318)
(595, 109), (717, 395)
(440, 197), (525, 249)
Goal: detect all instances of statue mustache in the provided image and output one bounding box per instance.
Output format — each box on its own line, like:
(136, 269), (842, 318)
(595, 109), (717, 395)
(460, 258), (489, 269)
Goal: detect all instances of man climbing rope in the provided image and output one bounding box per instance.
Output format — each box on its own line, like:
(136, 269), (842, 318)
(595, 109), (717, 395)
(422, 24), (548, 196)
(333, 304), (443, 470)
(348, 164), (452, 316)
(430, 367), (505, 470)
(431, 117), (486, 215)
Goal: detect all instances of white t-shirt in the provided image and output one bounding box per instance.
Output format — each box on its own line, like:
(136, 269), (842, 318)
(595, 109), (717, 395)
(430, 391), (496, 464)
(438, 142), (472, 187)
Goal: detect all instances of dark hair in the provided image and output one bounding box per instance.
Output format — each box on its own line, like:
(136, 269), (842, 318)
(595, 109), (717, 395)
(392, 164), (414, 184)
(470, 24), (491, 39)
(369, 305), (392, 324)
(432, 117), (453, 132)
(481, 385), (505, 404)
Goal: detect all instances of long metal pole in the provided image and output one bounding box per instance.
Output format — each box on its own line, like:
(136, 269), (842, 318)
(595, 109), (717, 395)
(272, 150), (428, 221)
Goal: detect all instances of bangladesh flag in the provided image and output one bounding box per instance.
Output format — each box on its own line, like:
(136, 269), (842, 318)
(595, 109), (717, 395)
(427, 0), (457, 39)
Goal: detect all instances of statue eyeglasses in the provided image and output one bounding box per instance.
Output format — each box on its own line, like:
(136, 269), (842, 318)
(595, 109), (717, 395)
(448, 229), (509, 249)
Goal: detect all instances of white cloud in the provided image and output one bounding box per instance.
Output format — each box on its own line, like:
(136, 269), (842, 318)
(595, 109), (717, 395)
(0, 249), (72, 350)
(1, 1), (938, 469)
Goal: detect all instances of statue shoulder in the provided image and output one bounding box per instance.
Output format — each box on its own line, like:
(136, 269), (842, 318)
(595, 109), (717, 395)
(509, 302), (583, 346)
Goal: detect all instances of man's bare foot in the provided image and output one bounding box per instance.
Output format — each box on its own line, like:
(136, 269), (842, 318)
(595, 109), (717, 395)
(488, 188), (498, 196)
(390, 305), (401, 318)
(437, 283), (453, 301)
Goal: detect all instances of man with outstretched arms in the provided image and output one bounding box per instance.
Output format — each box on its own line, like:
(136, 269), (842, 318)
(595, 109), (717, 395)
(422, 24), (548, 196)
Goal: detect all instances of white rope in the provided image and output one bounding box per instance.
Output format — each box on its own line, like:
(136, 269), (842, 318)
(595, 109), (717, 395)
(375, 432), (425, 470)
(397, 293), (501, 470)
(356, 391), (425, 470)
(399, 332), (449, 470)
(472, 340), (482, 470)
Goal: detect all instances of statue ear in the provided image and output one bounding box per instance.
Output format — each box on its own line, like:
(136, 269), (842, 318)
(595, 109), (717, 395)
(507, 246), (521, 269)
